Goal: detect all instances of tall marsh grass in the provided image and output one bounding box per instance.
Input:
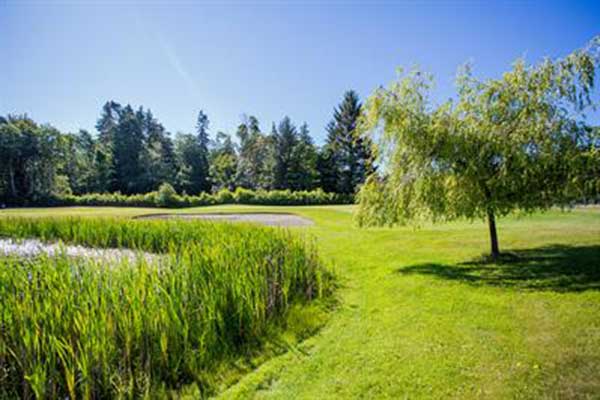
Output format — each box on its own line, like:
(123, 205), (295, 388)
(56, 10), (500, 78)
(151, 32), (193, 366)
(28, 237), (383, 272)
(0, 217), (331, 398)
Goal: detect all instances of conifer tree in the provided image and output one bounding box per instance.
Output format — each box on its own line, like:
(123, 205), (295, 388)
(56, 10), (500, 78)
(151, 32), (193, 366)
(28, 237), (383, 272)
(195, 110), (211, 192)
(325, 90), (375, 194)
(273, 117), (298, 189)
(95, 101), (121, 147)
(112, 105), (146, 194)
(145, 110), (177, 190)
(292, 123), (319, 190)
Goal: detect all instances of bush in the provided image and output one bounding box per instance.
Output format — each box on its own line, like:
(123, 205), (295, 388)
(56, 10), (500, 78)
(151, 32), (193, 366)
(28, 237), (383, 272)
(214, 188), (235, 204)
(155, 183), (178, 207)
(51, 188), (354, 208)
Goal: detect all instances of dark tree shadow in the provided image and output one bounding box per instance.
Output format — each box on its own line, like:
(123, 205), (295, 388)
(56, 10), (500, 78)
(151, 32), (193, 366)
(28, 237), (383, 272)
(398, 245), (600, 292)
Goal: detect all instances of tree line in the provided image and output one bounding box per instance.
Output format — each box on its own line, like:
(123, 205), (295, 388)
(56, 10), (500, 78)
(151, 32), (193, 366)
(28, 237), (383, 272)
(0, 91), (374, 205)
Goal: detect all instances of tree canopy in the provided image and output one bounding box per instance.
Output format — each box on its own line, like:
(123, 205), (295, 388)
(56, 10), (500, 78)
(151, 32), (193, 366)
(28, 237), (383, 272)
(356, 37), (600, 258)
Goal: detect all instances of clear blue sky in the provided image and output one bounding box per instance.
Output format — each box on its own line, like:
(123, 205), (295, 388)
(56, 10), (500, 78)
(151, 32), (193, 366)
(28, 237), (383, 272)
(1, 1), (598, 144)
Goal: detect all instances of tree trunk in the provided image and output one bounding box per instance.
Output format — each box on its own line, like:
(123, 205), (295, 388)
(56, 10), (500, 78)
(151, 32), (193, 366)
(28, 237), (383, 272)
(487, 209), (500, 259)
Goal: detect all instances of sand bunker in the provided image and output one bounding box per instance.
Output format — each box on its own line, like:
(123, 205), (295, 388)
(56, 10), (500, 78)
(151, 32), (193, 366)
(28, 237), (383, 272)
(137, 213), (314, 227)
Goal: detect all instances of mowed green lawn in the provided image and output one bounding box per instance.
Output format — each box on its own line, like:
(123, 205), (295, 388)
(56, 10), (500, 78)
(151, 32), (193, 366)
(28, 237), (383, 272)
(2, 205), (599, 399)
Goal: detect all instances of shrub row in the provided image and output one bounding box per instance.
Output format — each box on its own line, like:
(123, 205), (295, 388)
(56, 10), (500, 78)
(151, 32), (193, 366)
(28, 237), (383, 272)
(47, 185), (354, 208)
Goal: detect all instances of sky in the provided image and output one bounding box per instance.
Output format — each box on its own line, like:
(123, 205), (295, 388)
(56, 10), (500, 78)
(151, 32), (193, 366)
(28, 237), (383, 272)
(1, 1), (599, 144)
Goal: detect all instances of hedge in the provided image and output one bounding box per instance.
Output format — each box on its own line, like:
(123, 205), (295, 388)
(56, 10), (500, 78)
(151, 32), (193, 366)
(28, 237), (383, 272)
(43, 186), (354, 208)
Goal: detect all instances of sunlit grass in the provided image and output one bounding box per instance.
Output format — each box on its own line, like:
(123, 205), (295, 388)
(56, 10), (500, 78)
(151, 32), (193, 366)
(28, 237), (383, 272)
(1, 206), (599, 398)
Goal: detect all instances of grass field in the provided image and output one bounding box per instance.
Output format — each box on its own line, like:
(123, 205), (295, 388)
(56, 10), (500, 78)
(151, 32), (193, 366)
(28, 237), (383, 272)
(1, 205), (599, 399)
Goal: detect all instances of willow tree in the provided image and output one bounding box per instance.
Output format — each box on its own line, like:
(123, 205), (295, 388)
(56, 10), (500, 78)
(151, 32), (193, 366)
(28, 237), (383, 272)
(356, 38), (600, 258)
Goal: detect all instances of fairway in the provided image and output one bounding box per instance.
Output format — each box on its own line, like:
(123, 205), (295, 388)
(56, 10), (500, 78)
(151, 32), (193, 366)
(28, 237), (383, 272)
(3, 205), (599, 399)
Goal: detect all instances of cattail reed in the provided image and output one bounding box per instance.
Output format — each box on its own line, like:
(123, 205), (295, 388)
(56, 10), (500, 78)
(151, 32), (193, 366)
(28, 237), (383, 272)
(0, 217), (332, 398)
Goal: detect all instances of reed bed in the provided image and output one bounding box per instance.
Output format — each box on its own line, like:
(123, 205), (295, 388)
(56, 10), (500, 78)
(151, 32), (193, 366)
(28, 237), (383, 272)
(0, 217), (331, 398)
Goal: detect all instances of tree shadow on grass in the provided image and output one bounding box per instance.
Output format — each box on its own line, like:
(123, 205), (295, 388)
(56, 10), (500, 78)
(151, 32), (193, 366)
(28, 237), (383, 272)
(398, 245), (600, 292)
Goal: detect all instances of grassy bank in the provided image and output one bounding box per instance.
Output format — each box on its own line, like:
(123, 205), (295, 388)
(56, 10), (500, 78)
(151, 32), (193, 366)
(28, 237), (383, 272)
(0, 217), (332, 398)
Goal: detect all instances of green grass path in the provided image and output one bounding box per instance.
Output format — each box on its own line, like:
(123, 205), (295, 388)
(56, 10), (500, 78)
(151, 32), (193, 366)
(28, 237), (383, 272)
(3, 205), (599, 398)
